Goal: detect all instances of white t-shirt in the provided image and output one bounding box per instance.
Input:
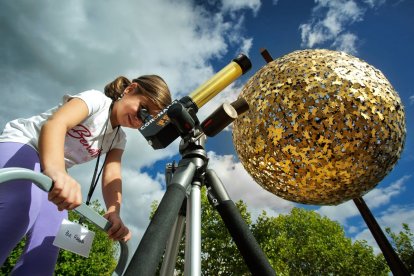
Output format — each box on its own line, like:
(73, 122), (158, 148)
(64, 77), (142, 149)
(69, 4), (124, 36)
(0, 90), (126, 168)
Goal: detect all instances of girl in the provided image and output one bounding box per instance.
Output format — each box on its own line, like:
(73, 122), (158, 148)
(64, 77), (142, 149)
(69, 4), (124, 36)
(0, 75), (172, 275)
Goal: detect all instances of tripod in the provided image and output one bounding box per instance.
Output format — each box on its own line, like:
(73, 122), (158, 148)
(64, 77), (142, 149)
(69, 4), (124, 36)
(124, 102), (275, 275)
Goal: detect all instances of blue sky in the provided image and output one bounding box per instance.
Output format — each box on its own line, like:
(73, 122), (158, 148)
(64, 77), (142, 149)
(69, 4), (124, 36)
(1, 0), (413, 254)
(202, 0), (414, 254)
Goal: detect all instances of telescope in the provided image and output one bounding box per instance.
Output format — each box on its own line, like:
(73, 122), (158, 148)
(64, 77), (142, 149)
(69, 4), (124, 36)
(138, 54), (252, 149)
(129, 53), (275, 276)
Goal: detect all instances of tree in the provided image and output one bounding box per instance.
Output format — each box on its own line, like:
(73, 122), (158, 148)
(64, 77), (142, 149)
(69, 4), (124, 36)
(386, 223), (414, 273)
(152, 190), (389, 275)
(1, 200), (117, 276)
(253, 208), (389, 275)
(199, 193), (250, 275)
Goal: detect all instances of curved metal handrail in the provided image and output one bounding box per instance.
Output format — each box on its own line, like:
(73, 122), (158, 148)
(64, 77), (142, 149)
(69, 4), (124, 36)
(0, 167), (130, 276)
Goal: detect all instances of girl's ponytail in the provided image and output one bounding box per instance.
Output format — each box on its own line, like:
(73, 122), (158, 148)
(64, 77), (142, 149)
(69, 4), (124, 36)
(104, 76), (131, 101)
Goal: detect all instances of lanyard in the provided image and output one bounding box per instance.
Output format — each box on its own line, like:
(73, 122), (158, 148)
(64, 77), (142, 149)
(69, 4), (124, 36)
(86, 103), (120, 206)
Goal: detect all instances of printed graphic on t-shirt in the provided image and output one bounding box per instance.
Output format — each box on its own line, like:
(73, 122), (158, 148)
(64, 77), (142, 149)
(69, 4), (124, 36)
(67, 125), (101, 158)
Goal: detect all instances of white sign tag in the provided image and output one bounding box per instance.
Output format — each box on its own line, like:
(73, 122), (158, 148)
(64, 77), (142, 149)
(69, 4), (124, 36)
(53, 219), (95, 258)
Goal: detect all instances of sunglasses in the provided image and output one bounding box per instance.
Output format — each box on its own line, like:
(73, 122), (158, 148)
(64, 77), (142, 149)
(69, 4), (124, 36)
(138, 107), (153, 124)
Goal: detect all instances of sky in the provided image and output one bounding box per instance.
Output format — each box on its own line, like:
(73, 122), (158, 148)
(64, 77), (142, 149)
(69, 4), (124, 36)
(1, 0), (413, 258)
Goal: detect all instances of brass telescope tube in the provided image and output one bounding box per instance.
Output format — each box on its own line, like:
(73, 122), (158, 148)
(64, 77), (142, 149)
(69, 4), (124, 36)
(188, 54), (251, 109)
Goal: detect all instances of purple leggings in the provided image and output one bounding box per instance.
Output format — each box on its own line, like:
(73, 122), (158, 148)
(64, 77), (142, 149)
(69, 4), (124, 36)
(0, 142), (67, 275)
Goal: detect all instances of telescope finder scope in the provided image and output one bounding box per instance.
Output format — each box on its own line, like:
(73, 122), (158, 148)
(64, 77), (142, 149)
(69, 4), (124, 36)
(139, 54), (251, 149)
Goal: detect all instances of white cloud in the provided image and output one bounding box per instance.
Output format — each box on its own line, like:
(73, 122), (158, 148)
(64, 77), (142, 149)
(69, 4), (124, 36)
(0, 0), (254, 127)
(299, 0), (386, 54)
(353, 228), (378, 251)
(363, 0), (386, 8)
(379, 204), (414, 231)
(207, 151), (296, 220)
(0, 0), (259, 252)
(122, 128), (179, 170)
(364, 175), (410, 208)
(332, 32), (358, 54)
(119, 169), (167, 249)
(68, 162), (166, 250)
(354, 204), (414, 254)
(317, 200), (359, 225)
(299, 0), (364, 49)
(240, 38), (253, 57)
(317, 175), (411, 226)
(410, 95), (414, 105)
(221, 0), (261, 16)
(347, 225), (360, 234)
(315, 175), (412, 254)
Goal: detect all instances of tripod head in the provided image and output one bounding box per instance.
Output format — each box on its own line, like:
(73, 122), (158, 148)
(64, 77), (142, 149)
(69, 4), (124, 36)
(169, 97), (249, 155)
(138, 54), (251, 149)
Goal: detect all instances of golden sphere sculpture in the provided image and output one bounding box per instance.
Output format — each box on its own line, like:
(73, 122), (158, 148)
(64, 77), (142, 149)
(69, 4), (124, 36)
(233, 49), (406, 205)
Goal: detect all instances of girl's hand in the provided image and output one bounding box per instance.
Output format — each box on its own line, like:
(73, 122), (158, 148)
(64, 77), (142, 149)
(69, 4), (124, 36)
(44, 170), (82, 211)
(104, 211), (131, 242)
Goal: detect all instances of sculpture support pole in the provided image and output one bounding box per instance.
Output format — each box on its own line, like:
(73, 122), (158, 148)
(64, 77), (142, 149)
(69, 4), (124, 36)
(260, 48), (274, 63)
(353, 197), (409, 275)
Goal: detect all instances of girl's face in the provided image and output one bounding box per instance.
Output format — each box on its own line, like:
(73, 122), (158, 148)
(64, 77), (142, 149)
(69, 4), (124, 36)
(111, 83), (159, 129)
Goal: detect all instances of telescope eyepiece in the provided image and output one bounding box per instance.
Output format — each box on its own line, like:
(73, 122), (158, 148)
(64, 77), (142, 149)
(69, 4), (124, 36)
(138, 108), (153, 124)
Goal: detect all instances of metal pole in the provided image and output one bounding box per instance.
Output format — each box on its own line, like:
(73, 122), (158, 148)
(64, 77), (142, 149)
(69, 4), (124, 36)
(260, 48), (274, 63)
(160, 215), (186, 276)
(185, 181), (202, 276)
(353, 197), (409, 275)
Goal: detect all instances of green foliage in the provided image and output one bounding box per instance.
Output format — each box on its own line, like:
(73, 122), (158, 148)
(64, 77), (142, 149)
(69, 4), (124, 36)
(386, 223), (414, 273)
(152, 190), (389, 275)
(0, 238), (26, 275)
(253, 208), (389, 275)
(1, 200), (117, 276)
(198, 193), (250, 275)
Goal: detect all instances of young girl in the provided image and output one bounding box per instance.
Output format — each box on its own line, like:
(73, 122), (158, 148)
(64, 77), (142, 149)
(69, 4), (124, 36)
(0, 75), (172, 275)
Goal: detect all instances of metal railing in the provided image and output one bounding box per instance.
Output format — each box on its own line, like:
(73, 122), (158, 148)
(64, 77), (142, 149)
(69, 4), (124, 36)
(0, 167), (130, 276)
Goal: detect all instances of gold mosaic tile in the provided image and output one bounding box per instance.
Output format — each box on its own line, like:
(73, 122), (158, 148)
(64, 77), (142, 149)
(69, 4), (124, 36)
(232, 49), (406, 205)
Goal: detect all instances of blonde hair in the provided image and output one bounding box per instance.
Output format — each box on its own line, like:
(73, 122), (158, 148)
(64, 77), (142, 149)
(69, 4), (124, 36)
(104, 75), (172, 110)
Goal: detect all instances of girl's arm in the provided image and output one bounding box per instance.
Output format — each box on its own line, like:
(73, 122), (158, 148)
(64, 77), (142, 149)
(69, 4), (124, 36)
(39, 98), (89, 211)
(102, 148), (131, 241)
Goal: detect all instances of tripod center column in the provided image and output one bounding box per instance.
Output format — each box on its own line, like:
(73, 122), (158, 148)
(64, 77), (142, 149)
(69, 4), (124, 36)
(185, 180), (202, 276)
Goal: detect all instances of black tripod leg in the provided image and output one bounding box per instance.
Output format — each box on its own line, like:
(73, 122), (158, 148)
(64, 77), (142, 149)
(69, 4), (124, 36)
(125, 160), (196, 276)
(205, 169), (275, 276)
